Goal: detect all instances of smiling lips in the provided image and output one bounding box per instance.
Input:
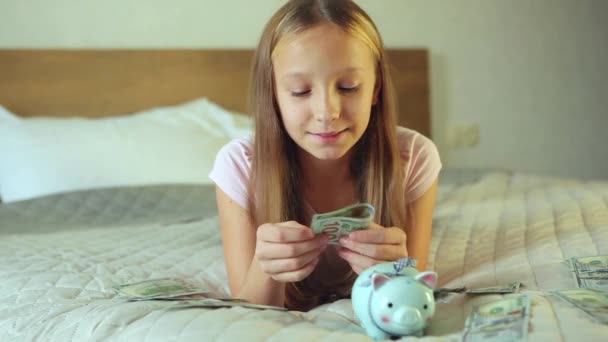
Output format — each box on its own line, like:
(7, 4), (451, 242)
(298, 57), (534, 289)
(311, 129), (346, 143)
(315, 131), (342, 137)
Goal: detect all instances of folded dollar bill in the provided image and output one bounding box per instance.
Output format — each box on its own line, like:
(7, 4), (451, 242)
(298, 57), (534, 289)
(113, 278), (286, 311)
(311, 203), (375, 244)
(434, 286), (467, 294)
(113, 278), (210, 300)
(168, 299), (288, 311)
(553, 288), (608, 325)
(434, 282), (521, 297)
(462, 295), (531, 342)
(569, 255), (608, 292)
(466, 282), (522, 295)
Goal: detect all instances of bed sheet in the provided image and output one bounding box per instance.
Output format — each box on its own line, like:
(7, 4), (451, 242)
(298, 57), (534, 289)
(1, 172), (607, 341)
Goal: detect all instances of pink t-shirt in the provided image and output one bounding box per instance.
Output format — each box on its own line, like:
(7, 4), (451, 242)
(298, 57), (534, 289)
(209, 126), (442, 226)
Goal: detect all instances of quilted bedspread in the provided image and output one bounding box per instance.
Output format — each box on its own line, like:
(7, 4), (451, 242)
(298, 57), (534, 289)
(1, 172), (607, 341)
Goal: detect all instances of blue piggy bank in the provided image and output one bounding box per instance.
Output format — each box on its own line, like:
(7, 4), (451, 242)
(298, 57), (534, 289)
(351, 259), (438, 340)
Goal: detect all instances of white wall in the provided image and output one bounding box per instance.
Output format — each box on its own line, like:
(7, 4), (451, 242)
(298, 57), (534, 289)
(1, 0), (607, 180)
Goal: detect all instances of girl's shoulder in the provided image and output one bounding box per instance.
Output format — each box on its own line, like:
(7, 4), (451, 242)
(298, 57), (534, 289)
(208, 137), (254, 210)
(395, 126), (442, 203)
(211, 136), (254, 177)
(395, 126), (439, 160)
(215, 137), (254, 165)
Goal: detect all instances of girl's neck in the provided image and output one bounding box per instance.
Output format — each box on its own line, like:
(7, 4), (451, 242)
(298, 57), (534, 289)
(298, 150), (358, 213)
(298, 150), (352, 189)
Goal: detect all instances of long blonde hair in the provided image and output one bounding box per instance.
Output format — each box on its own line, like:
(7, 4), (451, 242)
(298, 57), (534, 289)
(248, 0), (406, 311)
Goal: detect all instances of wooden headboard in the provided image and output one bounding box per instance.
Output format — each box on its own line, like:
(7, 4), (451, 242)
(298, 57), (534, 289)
(0, 49), (430, 136)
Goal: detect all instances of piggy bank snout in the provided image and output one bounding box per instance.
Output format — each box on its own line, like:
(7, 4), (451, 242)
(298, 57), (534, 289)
(395, 307), (423, 326)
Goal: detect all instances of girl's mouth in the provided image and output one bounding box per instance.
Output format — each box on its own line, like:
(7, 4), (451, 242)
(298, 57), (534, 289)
(311, 129), (346, 143)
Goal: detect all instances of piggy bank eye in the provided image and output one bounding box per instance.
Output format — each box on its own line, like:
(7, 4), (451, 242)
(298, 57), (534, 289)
(423, 304), (428, 310)
(388, 302), (393, 308)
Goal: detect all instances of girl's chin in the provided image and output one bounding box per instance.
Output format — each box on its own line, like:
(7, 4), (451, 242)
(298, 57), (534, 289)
(305, 147), (350, 161)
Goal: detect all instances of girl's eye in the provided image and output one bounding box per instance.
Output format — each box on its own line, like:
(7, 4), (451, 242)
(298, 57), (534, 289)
(339, 85), (359, 93)
(291, 90), (310, 97)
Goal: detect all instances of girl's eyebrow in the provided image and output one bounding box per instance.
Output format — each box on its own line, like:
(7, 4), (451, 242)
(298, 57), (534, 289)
(280, 67), (363, 81)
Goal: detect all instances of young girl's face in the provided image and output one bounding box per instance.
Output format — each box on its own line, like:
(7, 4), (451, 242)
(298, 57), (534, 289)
(272, 22), (379, 161)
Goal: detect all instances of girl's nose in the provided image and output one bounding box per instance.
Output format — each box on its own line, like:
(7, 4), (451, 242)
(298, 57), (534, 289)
(314, 90), (340, 122)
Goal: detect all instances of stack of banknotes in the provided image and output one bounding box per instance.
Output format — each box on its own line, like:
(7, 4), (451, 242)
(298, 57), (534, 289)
(434, 282), (522, 303)
(113, 278), (287, 311)
(442, 255), (608, 339)
(436, 282), (529, 340)
(462, 295), (531, 342)
(567, 255), (608, 292)
(311, 203), (375, 244)
(551, 254), (608, 324)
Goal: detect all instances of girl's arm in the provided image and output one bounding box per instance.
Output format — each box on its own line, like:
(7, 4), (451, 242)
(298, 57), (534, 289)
(215, 187), (286, 306)
(405, 177), (439, 271)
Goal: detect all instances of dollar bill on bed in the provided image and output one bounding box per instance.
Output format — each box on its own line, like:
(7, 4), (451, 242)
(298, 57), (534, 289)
(569, 255), (608, 291)
(113, 278), (211, 300)
(466, 282), (522, 294)
(462, 295), (531, 342)
(435, 286), (467, 294)
(553, 289), (608, 324)
(311, 203), (375, 244)
(169, 299), (288, 311)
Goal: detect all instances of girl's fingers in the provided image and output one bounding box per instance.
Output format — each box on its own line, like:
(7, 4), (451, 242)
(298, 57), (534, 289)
(348, 226), (406, 245)
(257, 221), (315, 243)
(339, 238), (406, 260)
(270, 258), (320, 283)
(256, 235), (327, 260)
(259, 247), (322, 275)
(337, 247), (384, 271)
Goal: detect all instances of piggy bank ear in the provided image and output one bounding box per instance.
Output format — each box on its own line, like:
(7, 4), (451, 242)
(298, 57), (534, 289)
(372, 273), (391, 290)
(415, 271), (438, 289)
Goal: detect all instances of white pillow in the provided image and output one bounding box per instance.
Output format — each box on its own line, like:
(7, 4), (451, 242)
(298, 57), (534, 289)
(0, 98), (253, 203)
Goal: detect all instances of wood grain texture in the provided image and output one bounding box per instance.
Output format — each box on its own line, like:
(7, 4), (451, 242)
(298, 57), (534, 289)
(0, 49), (430, 136)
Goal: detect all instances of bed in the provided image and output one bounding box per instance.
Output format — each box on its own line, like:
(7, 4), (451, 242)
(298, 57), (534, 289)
(1, 49), (607, 341)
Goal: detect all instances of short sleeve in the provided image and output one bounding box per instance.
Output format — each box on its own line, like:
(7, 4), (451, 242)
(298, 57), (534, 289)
(208, 138), (253, 210)
(397, 127), (442, 203)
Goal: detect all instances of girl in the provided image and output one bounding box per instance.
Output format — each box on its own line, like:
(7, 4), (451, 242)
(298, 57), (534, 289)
(209, 0), (441, 311)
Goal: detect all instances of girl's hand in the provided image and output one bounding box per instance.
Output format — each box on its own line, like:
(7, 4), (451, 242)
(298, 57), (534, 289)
(255, 221), (328, 282)
(337, 222), (407, 274)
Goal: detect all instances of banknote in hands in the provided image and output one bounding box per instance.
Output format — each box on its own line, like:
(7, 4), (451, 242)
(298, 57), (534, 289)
(462, 295), (531, 342)
(311, 203), (375, 244)
(569, 255), (608, 292)
(553, 289), (608, 324)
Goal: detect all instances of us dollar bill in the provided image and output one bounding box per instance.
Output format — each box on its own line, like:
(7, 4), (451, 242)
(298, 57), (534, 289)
(310, 203), (375, 244)
(466, 282), (522, 294)
(113, 278), (210, 300)
(113, 279), (286, 311)
(569, 255), (608, 291)
(168, 299), (288, 311)
(462, 295), (531, 342)
(553, 289), (608, 325)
